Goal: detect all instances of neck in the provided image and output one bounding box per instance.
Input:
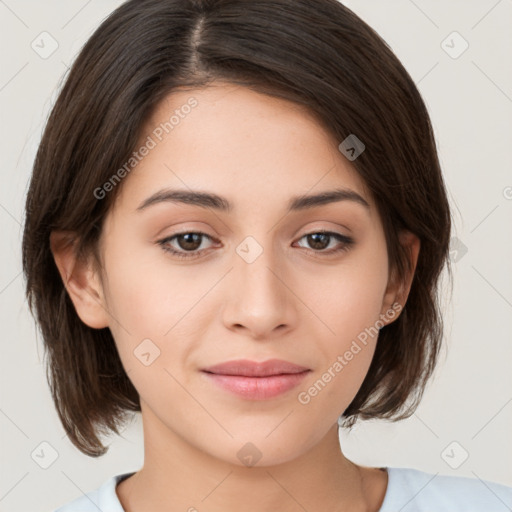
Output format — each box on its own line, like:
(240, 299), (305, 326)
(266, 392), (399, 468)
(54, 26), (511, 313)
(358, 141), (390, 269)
(116, 406), (386, 512)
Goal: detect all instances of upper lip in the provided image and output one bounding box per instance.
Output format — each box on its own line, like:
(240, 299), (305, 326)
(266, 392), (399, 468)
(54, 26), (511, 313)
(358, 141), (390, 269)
(202, 359), (310, 377)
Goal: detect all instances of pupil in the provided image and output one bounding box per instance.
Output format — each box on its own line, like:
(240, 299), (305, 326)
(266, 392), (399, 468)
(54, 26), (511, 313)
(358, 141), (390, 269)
(179, 233), (201, 250)
(308, 233), (329, 250)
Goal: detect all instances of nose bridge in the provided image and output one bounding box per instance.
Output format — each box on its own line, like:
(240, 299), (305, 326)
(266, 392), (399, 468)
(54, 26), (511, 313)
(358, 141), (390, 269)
(236, 234), (286, 303)
(223, 234), (293, 335)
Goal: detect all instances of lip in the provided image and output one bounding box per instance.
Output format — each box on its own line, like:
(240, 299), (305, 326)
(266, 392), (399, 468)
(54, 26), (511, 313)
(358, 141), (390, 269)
(201, 359), (311, 400)
(202, 358), (310, 377)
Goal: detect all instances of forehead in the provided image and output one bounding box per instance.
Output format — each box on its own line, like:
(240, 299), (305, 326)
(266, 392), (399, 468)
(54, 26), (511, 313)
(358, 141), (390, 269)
(114, 83), (373, 214)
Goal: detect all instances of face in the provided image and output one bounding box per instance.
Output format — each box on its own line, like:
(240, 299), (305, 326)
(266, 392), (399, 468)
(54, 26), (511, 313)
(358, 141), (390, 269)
(82, 83), (413, 466)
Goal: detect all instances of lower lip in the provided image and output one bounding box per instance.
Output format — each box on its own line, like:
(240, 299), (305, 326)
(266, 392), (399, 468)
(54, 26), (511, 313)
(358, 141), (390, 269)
(202, 371), (310, 400)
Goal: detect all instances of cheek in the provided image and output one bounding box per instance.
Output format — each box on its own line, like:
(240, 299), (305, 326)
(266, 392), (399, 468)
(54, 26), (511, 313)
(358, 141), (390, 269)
(300, 243), (389, 398)
(309, 250), (389, 343)
(102, 238), (212, 336)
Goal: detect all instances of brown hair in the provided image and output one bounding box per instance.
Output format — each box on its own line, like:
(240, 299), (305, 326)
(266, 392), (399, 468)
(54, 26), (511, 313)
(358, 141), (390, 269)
(22, 0), (453, 457)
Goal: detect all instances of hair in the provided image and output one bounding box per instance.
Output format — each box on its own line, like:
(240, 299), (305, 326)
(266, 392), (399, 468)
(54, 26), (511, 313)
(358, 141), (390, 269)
(22, 0), (453, 457)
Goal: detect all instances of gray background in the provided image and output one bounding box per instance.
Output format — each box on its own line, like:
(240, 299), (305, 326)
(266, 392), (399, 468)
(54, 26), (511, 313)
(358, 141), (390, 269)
(1, 0), (511, 510)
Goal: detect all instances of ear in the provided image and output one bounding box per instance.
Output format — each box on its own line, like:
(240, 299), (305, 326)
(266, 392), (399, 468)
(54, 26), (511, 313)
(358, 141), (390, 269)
(50, 230), (110, 329)
(379, 230), (420, 326)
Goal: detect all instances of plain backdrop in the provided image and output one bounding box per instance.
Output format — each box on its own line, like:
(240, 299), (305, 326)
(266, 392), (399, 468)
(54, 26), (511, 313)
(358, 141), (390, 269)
(1, 1), (511, 510)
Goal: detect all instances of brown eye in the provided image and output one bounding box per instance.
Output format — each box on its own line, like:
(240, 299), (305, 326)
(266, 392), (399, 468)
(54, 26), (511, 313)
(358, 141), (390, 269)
(305, 233), (330, 250)
(159, 232), (216, 259)
(174, 233), (203, 251)
(295, 231), (354, 255)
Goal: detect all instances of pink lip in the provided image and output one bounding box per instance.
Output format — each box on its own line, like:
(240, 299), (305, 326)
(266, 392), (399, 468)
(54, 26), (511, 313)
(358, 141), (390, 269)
(201, 359), (311, 400)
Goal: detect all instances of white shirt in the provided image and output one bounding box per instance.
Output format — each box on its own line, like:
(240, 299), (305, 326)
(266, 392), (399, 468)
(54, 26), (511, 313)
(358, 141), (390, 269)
(53, 466), (512, 511)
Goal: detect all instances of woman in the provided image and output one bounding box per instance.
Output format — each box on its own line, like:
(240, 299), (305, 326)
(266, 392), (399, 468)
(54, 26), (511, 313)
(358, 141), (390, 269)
(21, 0), (512, 510)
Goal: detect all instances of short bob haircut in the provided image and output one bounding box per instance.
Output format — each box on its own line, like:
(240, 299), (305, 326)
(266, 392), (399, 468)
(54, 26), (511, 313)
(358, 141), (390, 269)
(22, 0), (453, 457)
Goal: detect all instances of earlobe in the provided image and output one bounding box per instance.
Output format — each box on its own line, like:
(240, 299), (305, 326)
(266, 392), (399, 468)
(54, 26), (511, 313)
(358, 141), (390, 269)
(49, 230), (110, 329)
(379, 230), (421, 326)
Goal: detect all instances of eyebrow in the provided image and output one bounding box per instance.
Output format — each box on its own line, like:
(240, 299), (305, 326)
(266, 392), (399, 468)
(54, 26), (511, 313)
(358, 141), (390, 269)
(136, 187), (370, 213)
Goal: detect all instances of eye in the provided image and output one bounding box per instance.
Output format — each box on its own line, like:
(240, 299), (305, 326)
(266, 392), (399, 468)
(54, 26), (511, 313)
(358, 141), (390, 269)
(294, 230), (354, 256)
(158, 231), (217, 260)
(158, 230), (354, 260)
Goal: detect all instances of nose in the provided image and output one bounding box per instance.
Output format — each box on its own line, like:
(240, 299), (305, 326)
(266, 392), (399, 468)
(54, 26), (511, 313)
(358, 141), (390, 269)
(221, 237), (297, 340)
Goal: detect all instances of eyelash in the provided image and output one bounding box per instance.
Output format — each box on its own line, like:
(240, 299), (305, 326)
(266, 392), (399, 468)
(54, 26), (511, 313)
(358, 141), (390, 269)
(158, 230), (354, 260)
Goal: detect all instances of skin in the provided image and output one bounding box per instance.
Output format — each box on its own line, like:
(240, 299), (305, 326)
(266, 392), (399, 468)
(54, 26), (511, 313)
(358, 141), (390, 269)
(51, 82), (420, 511)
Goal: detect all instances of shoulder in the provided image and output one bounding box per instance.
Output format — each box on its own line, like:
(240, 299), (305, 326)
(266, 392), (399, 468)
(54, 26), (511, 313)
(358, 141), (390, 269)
(52, 472), (134, 512)
(380, 466), (512, 512)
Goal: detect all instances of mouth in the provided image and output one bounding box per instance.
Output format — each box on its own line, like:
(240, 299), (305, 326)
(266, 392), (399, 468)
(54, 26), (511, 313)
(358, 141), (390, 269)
(201, 359), (311, 400)
(202, 358), (310, 377)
